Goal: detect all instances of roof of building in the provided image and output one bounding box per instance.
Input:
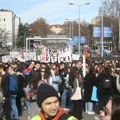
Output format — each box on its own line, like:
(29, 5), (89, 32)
(0, 9), (12, 12)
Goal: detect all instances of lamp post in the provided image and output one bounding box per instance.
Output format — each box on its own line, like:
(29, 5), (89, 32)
(69, 2), (90, 57)
(118, 6), (120, 51)
(65, 18), (78, 38)
(101, 0), (104, 57)
(24, 23), (30, 51)
(65, 18), (72, 38)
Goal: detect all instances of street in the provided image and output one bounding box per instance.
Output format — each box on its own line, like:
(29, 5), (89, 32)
(19, 102), (103, 120)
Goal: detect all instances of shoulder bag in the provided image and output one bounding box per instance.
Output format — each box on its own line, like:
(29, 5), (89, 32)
(70, 79), (82, 100)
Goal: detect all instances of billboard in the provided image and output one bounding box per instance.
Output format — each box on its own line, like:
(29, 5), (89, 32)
(93, 27), (101, 37)
(93, 27), (112, 38)
(80, 36), (86, 44)
(104, 27), (112, 37)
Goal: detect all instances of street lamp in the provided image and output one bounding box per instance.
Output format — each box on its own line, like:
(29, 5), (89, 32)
(65, 18), (72, 38)
(24, 23), (30, 51)
(119, 6), (120, 51)
(69, 2), (90, 57)
(101, 0), (104, 57)
(65, 18), (78, 38)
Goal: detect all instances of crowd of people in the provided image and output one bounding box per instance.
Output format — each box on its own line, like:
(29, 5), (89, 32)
(0, 59), (119, 120)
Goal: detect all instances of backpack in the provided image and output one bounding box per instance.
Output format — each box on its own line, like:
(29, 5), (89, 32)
(9, 76), (18, 94)
(102, 75), (112, 89)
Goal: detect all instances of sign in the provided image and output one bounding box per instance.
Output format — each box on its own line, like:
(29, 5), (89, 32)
(72, 36), (86, 44)
(80, 36), (86, 44)
(46, 49), (57, 63)
(10, 51), (22, 59)
(104, 27), (112, 37)
(58, 46), (72, 63)
(73, 36), (78, 45)
(67, 40), (74, 45)
(24, 52), (36, 60)
(2, 55), (12, 62)
(72, 54), (80, 60)
(93, 27), (101, 37)
(46, 46), (72, 63)
(93, 27), (112, 38)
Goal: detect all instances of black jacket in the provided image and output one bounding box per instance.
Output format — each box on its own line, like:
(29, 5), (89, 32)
(84, 72), (96, 101)
(96, 72), (114, 97)
(1, 74), (10, 99)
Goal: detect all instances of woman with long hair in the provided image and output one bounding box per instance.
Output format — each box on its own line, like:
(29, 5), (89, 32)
(38, 68), (48, 86)
(71, 70), (83, 120)
(28, 70), (41, 90)
(27, 70), (41, 118)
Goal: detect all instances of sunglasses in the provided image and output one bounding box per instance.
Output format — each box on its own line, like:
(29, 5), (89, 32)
(41, 70), (46, 72)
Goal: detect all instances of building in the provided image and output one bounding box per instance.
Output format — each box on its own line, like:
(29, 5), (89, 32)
(0, 9), (20, 47)
(90, 16), (101, 25)
(49, 24), (64, 34)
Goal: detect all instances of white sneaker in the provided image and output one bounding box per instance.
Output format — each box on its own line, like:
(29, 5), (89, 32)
(87, 111), (95, 115)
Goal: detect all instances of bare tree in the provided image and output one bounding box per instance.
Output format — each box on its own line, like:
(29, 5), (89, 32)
(99, 0), (120, 51)
(0, 28), (10, 49)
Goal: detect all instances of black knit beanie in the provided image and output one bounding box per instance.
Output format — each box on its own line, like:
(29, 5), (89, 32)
(37, 84), (59, 107)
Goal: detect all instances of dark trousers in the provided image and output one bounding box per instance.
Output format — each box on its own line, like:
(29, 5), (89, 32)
(3, 98), (11, 120)
(98, 95), (111, 112)
(16, 94), (22, 116)
(72, 100), (83, 119)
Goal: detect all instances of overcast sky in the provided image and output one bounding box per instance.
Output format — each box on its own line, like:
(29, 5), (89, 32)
(0, 0), (101, 24)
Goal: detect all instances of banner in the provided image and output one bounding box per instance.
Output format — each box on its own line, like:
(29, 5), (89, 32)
(46, 46), (72, 63)
(58, 46), (72, 63)
(41, 46), (46, 62)
(46, 48), (57, 63)
(2, 55), (12, 62)
(24, 52), (36, 60)
(10, 51), (22, 59)
(72, 54), (80, 60)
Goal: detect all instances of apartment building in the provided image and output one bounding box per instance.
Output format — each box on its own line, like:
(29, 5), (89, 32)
(0, 9), (20, 47)
(90, 16), (101, 25)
